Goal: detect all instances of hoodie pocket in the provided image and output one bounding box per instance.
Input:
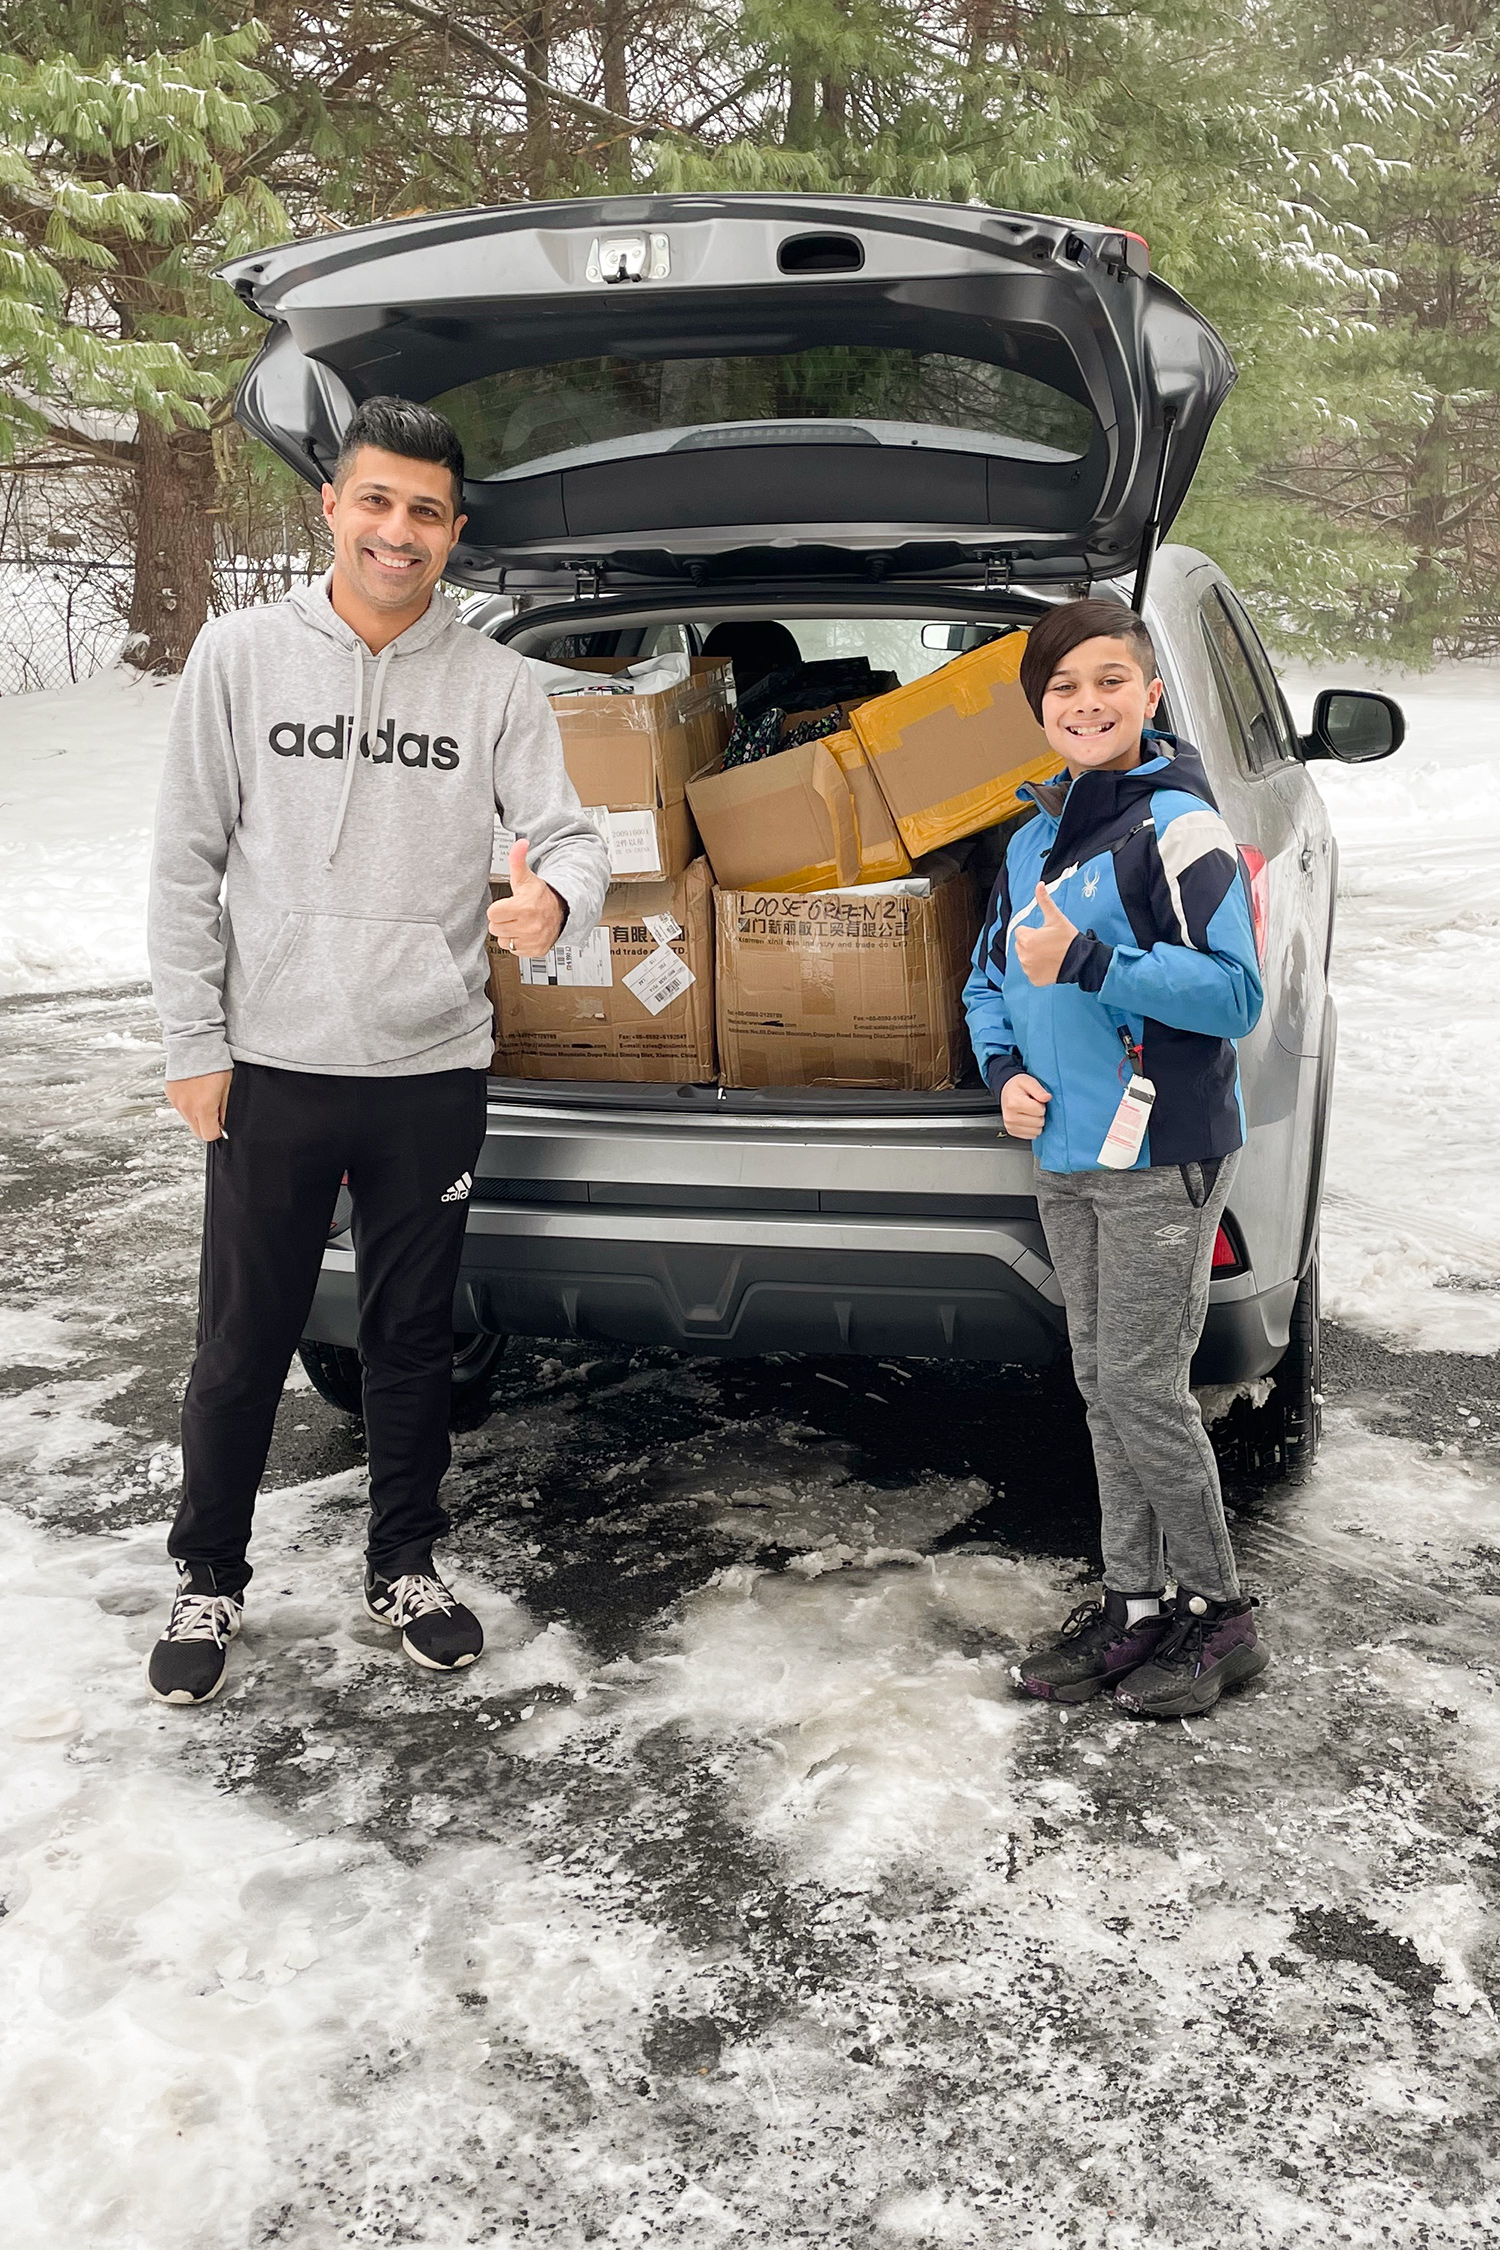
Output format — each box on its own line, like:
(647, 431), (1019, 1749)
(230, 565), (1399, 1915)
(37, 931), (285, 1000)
(236, 912), (475, 1068)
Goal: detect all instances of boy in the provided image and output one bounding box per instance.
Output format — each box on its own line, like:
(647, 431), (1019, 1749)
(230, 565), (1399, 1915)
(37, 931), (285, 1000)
(963, 598), (1268, 1718)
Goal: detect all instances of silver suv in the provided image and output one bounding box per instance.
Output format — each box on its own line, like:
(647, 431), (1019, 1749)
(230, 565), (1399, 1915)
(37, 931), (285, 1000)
(224, 193), (1403, 1482)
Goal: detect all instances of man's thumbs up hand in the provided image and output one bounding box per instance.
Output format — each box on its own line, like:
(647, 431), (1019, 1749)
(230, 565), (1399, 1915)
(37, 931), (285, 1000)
(488, 835), (566, 959)
(1012, 881), (1078, 987)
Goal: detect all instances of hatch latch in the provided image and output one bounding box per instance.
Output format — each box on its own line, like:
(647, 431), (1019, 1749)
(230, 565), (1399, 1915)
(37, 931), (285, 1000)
(585, 233), (671, 284)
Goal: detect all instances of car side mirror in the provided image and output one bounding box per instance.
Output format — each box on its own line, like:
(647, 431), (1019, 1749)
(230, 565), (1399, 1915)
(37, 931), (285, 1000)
(1299, 688), (1404, 763)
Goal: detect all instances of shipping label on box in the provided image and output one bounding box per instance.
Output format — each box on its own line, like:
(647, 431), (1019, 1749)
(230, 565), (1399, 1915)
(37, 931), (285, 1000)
(518, 924), (613, 988)
(490, 857), (715, 1083)
(715, 867), (979, 1092)
(851, 630), (1056, 858)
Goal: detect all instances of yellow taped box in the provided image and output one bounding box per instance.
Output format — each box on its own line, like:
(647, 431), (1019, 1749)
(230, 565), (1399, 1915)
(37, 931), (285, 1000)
(544, 658), (731, 883)
(686, 729), (910, 893)
(715, 862), (979, 1091)
(489, 856), (715, 1082)
(850, 630), (1056, 859)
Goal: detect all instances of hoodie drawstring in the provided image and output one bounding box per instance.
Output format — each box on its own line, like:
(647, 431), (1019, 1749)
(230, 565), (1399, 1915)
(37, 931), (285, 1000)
(326, 637), (395, 867)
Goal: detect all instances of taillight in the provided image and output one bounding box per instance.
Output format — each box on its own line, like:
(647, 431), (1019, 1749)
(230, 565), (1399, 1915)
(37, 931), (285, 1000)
(1239, 846), (1269, 965)
(1212, 1219), (1246, 1276)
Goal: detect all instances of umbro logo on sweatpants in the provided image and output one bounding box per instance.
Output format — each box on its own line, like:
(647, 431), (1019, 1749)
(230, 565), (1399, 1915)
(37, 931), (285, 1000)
(440, 1172), (472, 1204)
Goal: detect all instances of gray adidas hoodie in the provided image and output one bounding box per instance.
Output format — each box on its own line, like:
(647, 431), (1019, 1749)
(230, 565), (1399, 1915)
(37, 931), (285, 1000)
(148, 573), (610, 1081)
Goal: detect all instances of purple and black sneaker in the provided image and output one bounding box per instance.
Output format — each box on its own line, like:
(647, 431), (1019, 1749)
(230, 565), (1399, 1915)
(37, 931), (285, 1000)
(1113, 1588), (1267, 1718)
(1012, 1589), (1169, 1704)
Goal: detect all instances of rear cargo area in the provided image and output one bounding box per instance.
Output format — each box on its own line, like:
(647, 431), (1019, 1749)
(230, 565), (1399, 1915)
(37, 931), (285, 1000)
(490, 605), (1053, 1106)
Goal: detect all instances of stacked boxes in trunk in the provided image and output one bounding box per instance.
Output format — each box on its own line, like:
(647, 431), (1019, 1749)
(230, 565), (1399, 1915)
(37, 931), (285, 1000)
(544, 656), (731, 881)
(489, 857), (715, 1082)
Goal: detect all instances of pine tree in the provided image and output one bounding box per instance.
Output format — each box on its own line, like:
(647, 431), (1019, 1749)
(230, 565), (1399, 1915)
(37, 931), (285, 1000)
(0, 23), (289, 668)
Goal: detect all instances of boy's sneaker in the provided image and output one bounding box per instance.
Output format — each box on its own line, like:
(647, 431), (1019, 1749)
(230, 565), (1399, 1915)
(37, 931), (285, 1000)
(1113, 1588), (1267, 1718)
(1012, 1589), (1169, 1703)
(364, 1565), (483, 1671)
(145, 1566), (243, 1706)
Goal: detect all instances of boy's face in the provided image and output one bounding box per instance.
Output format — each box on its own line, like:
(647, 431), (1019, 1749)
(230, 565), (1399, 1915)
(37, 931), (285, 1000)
(1040, 635), (1163, 776)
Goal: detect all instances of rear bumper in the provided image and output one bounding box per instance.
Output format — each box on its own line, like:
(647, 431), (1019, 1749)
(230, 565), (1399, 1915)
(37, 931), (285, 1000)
(304, 1204), (1296, 1378)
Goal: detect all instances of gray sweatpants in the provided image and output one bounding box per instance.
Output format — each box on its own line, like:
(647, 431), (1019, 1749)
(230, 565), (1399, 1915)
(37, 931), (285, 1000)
(1034, 1151), (1241, 1600)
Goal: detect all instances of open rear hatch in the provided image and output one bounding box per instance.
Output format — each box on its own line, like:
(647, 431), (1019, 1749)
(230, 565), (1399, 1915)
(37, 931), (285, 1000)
(222, 193), (1234, 596)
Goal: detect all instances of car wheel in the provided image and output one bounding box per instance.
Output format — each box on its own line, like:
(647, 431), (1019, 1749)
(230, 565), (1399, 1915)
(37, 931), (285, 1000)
(1214, 1245), (1321, 1485)
(296, 1333), (509, 1425)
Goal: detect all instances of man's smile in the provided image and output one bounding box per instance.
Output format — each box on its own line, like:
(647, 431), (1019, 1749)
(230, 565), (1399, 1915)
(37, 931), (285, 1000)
(362, 543), (425, 575)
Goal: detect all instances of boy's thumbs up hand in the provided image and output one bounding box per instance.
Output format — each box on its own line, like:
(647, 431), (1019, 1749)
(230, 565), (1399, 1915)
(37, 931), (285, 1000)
(1012, 881), (1078, 987)
(488, 836), (566, 958)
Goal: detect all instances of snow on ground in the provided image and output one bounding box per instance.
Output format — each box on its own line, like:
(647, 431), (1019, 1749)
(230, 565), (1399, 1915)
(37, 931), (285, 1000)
(0, 654), (1494, 1350)
(2, 970), (1499, 2246)
(3, 1399), (1499, 2248)
(0, 668), (176, 995)
(1283, 663), (1500, 1351)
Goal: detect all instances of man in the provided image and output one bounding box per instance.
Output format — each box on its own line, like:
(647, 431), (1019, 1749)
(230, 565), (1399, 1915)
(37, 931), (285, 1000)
(145, 395), (610, 1705)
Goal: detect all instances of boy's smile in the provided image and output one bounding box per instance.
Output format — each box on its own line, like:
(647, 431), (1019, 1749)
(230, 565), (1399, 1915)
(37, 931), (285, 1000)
(1041, 634), (1164, 775)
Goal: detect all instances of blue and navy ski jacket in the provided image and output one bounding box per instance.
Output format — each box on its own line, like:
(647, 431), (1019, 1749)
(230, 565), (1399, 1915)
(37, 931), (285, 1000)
(962, 734), (1263, 1172)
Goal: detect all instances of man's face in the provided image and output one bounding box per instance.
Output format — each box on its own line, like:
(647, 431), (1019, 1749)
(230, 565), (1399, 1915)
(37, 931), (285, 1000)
(1040, 634), (1163, 775)
(321, 446), (466, 617)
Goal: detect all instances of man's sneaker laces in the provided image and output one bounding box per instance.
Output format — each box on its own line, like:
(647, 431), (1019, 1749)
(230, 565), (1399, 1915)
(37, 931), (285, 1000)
(380, 1573), (459, 1631)
(166, 1587), (242, 1647)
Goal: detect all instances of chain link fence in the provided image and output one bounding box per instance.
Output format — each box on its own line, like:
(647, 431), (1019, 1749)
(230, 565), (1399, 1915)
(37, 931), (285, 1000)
(0, 553), (324, 697)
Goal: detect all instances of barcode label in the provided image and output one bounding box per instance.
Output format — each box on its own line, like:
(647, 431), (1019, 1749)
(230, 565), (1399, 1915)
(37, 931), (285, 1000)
(621, 945), (695, 1016)
(518, 923), (614, 988)
(643, 910), (683, 945)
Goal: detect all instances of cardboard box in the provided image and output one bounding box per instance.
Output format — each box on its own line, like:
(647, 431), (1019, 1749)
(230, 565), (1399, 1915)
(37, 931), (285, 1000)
(686, 736), (863, 893)
(715, 862), (979, 1091)
(545, 658), (731, 882)
(851, 631), (1055, 858)
(826, 731), (913, 884)
(686, 726), (914, 894)
(489, 856), (715, 1082)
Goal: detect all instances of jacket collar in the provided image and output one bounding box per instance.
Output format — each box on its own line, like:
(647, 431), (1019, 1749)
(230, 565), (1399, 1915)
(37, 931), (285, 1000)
(1015, 731), (1220, 878)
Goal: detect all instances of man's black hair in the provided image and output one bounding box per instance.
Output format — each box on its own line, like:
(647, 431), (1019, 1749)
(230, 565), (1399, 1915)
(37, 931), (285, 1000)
(1019, 598), (1158, 724)
(333, 396), (465, 511)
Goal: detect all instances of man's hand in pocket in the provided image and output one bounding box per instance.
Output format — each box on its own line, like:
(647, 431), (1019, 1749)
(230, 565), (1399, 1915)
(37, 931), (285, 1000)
(167, 1070), (233, 1142)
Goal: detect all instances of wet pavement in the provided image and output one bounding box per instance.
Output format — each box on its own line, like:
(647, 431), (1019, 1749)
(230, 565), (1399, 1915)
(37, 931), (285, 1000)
(3, 986), (1499, 2250)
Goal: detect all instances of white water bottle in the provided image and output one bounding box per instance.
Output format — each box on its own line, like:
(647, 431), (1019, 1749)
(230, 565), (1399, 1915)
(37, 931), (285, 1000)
(1098, 1075), (1155, 1168)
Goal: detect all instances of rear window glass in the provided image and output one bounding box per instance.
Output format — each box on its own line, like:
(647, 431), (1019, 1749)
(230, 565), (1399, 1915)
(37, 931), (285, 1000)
(432, 349), (1095, 479)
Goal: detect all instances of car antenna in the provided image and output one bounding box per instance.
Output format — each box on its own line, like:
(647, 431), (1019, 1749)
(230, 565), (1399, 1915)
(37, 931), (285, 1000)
(1129, 404), (1177, 617)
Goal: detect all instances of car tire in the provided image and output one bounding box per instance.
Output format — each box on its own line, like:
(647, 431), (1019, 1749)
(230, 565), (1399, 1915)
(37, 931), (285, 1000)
(1214, 1245), (1322, 1485)
(296, 1333), (509, 1425)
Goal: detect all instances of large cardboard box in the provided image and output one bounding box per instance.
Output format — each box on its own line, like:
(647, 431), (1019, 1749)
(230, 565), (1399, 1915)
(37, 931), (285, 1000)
(715, 862), (979, 1091)
(686, 729), (913, 893)
(851, 631), (1055, 858)
(544, 658), (731, 882)
(685, 736), (863, 893)
(489, 856), (715, 1082)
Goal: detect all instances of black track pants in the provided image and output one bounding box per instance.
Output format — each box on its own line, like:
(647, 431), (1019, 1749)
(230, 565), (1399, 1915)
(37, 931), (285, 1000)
(169, 1062), (488, 1596)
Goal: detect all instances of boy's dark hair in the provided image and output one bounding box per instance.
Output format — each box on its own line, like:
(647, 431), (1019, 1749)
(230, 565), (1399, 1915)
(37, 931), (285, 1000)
(334, 396), (465, 510)
(1019, 598), (1158, 723)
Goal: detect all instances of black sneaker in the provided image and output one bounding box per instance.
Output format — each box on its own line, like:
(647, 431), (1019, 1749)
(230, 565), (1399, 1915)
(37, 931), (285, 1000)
(1113, 1588), (1268, 1718)
(145, 1565), (243, 1705)
(1012, 1589), (1169, 1703)
(364, 1566), (483, 1671)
